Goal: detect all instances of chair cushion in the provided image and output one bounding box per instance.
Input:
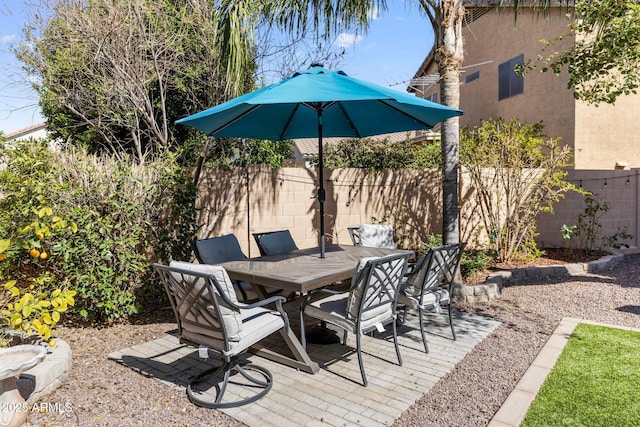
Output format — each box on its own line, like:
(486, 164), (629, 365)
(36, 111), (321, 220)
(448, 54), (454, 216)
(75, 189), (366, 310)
(346, 256), (406, 321)
(358, 224), (397, 249)
(180, 305), (284, 357)
(346, 257), (376, 319)
(232, 306), (285, 355)
(398, 283), (450, 310)
(305, 292), (393, 334)
(194, 234), (246, 264)
(402, 253), (430, 297)
(169, 261), (242, 341)
(255, 230), (298, 255)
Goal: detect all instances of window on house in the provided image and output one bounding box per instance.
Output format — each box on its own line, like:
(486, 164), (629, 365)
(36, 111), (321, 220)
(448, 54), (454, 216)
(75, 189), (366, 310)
(426, 93), (437, 103)
(465, 71), (480, 84)
(498, 54), (524, 100)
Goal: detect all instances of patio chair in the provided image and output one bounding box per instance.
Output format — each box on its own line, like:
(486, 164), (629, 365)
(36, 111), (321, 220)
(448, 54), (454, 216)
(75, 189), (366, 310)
(299, 252), (411, 386)
(252, 230), (299, 256)
(397, 242), (466, 354)
(347, 226), (360, 246)
(357, 223), (397, 249)
(190, 234), (257, 302)
(153, 261), (290, 408)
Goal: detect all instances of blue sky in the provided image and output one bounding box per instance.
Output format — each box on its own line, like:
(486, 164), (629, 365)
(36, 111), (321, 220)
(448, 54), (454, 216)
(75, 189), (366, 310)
(0, 1), (435, 135)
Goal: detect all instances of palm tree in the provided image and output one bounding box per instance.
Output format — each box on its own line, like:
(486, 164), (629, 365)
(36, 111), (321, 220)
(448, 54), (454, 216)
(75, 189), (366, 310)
(222, 0), (570, 244)
(407, 1), (574, 244)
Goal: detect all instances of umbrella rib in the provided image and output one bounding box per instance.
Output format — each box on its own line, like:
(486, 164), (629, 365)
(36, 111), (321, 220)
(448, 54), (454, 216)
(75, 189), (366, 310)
(279, 104), (301, 141)
(301, 101), (337, 112)
(376, 99), (434, 129)
(207, 104), (262, 136)
(336, 102), (361, 138)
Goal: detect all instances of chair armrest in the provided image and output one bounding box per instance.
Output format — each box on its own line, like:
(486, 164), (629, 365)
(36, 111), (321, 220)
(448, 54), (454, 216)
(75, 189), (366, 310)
(404, 261), (417, 275)
(234, 295), (287, 310)
(235, 295), (290, 331)
(303, 285), (351, 302)
(312, 288), (348, 296)
(301, 286), (349, 308)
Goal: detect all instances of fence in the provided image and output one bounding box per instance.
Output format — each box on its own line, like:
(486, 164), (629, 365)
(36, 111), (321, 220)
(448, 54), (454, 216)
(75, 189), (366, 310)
(535, 169), (639, 249)
(196, 166), (639, 257)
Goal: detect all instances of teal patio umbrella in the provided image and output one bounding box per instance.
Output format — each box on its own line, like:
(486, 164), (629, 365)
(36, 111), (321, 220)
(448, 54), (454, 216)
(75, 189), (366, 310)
(177, 64), (463, 258)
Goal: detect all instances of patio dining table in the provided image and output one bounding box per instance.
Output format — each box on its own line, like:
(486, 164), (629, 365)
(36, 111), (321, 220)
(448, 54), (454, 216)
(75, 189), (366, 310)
(221, 244), (411, 294)
(219, 244), (413, 374)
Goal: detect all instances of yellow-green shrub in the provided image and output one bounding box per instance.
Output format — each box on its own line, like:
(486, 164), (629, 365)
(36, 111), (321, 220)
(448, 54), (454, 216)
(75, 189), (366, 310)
(1, 278), (76, 344)
(0, 138), (196, 324)
(0, 204), (78, 345)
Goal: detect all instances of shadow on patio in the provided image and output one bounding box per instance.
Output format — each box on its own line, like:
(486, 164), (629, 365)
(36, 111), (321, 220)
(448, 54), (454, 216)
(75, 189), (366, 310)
(109, 299), (500, 427)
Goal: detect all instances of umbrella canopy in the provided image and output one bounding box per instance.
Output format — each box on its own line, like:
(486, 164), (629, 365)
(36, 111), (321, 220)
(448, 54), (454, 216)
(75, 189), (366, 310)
(177, 64), (464, 257)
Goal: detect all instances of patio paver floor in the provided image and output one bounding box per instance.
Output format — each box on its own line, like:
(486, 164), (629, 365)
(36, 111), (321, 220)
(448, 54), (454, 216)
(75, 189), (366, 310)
(109, 302), (501, 427)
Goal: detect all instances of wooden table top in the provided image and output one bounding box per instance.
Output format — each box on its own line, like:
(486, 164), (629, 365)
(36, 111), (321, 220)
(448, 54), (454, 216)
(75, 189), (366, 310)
(220, 244), (412, 293)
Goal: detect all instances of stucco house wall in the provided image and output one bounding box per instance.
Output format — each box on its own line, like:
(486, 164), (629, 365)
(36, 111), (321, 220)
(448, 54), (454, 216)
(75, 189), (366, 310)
(412, 6), (640, 170)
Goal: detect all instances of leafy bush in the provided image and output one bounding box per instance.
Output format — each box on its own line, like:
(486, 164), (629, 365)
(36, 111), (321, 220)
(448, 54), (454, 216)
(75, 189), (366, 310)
(459, 249), (494, 278)
(460, 118), (580, 263)
(0, 204), (78, 345)
(206, 138), (295, 169)
(322, 136), (441, 170)
(1, 277), (76, 345)
(570, 193), (633, 251)
(0, 139), (197, 323)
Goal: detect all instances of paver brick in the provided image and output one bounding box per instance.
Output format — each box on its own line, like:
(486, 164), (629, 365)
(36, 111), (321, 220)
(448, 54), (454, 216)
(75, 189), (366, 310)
(109, 309), (501, 427)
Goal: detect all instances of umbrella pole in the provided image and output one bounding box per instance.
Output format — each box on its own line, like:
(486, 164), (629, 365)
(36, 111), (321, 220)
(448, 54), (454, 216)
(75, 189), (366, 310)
(318, 110), (325, 258)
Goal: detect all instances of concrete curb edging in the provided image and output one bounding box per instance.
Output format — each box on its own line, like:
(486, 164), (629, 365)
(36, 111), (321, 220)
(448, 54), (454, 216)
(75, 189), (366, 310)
(452, 249), (628, 303)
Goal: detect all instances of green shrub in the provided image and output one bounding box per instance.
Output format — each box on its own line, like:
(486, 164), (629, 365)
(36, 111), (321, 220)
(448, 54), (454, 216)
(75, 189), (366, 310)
(322, 137), (441, 170)
(0, 139), (196, 323)
(0, 205), (78, 345)
(461, 118), (579, 263)
(460, 249), (494, 278)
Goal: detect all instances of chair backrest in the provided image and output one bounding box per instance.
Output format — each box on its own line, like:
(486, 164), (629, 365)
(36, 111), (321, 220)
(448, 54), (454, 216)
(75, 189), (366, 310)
(346, 253), (410, 327)
(154, 261), (243, 352)
(191, 234), (247, 264)
(403, 243), (467, 299)
(347, 227), (361, 246)
(358, 224), (397, 249)
(252, 230), (298, 256)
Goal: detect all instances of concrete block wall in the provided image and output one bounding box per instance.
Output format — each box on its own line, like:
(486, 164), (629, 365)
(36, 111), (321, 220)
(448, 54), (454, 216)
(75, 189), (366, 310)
(535, 169), (639, 248)
(196, 166), (639, 257)
(196, 166), (444, 257)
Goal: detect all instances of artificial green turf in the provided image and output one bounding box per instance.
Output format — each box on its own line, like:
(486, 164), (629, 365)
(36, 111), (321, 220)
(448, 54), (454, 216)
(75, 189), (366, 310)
(522, 323), (640, 427)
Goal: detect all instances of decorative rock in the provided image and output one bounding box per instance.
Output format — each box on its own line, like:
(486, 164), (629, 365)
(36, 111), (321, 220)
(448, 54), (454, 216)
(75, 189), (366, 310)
(452, 282), (502, 303)
(510, 269), (527, 280)
(454, 249), (628, 304)
(565, 263), (586, 275)
(524, 267), (541, 278)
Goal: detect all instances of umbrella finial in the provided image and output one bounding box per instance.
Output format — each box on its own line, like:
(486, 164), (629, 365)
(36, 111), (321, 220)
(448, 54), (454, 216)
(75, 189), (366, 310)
(309, 62), (324, 68)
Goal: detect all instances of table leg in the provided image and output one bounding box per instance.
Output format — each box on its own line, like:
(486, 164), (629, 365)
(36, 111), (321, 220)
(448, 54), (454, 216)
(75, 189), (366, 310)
(249, 328), (320, 374)
(252, 284), (270, 300)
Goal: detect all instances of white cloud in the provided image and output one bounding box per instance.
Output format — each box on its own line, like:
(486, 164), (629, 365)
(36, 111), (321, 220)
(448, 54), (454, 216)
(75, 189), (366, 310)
(334, 33), (364, 49)
(0, 34), (16, 44)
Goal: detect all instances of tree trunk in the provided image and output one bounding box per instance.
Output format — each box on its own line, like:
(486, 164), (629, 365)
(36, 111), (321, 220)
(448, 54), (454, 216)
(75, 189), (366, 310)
(441, 74), (460, 245)
(437, 0), (464, 245)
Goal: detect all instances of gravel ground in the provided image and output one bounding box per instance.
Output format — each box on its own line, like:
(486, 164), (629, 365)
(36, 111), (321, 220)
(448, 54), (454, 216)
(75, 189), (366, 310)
(25, 255), (640, 427)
